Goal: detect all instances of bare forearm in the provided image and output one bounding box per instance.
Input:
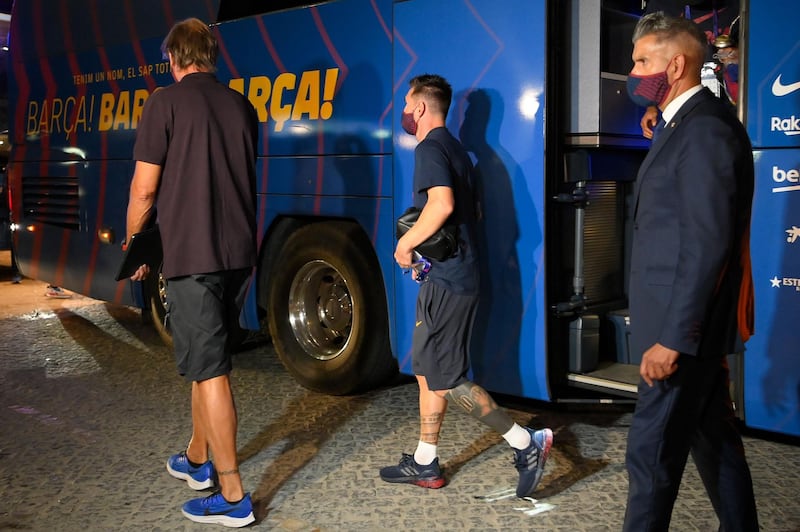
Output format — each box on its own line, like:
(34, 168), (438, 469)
(394, 185), (454, 268)
(398, 188), (454, 252)
(126, 195), (155, 242)
(125, 161), (162, 243)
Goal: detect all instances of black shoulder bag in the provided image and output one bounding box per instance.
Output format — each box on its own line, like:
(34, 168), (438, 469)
(395, 207), (459, 261)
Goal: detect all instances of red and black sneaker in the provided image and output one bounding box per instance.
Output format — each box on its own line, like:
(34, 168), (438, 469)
(379, 453), (445, 489)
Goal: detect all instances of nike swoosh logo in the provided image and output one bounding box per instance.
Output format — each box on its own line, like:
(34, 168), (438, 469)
(772, 74), (800, 97)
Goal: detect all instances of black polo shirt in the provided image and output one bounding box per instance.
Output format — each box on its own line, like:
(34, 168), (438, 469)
(133, 72), (259, 279)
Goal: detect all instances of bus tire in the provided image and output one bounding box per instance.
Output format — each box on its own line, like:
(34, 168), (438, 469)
(145, 267), (173, 348)
(267, 221), (395, 395)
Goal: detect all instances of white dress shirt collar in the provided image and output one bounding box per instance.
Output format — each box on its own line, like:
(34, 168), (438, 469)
(661, 84), (704, 124)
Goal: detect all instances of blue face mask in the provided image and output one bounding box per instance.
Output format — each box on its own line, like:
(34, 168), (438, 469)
(626, 70), (671, 108)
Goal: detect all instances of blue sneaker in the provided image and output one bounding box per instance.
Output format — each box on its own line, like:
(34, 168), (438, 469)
(166, 451), (216, 490)
(379, 453), (445, 489)
(182, 491), (255, 528)
(513, 427), (553, 498)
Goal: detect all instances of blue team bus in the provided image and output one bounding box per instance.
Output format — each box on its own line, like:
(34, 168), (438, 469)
(6, 0), (799, 438)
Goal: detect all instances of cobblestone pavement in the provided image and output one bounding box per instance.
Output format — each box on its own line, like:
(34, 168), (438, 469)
(0, 290), (799, 530)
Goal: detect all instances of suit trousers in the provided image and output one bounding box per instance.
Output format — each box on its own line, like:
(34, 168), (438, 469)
(623, 354), (759, 532)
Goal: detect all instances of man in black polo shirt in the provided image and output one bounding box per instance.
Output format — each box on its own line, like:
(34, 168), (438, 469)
(379, 74), (554, 499)
(125, 18), (258, 527)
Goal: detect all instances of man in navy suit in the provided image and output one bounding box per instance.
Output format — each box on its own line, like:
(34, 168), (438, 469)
(623, 12), (759, 531)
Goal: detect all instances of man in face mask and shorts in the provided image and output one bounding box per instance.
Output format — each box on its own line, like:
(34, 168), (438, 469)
(379, 73), (553, 499)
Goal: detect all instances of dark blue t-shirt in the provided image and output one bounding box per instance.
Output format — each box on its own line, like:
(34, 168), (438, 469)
(412, 127), (478, 294)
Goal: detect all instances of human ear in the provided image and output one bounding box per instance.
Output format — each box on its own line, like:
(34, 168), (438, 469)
(670, 54), (686, 80)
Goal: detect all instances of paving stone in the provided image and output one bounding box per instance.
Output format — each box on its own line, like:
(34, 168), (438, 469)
(0, 302), (798, 531)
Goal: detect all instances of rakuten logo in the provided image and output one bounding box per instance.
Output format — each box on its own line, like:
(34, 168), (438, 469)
(771, 115), (800, 136)
(772, 166), (800, 193)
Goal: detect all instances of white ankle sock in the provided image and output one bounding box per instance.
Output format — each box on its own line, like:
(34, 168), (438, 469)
(413, 441), (438, 465)
(503, 424), (532, 450)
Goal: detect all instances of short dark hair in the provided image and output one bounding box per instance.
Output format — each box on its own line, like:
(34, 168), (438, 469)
(409, 74), (453, 118)
(161, 18), (218, 72)
(632, 11), (706, 61)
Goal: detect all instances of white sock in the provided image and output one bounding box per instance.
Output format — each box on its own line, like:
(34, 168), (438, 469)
(503, 423), (532, 450)
(413, 441), (438, 465)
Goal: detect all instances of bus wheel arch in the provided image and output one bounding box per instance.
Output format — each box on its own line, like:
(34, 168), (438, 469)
(265, 219), (396, 395)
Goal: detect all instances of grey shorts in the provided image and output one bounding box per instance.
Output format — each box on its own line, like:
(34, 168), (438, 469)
(412, 282), (478, 391)
(166, 268), (251, 382)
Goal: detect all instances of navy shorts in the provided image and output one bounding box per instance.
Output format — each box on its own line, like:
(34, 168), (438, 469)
(166, 268), (251, 382)
(412, 281), (478, 391)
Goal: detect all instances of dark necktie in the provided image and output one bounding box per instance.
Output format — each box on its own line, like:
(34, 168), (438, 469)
(652, 118), (666, 141)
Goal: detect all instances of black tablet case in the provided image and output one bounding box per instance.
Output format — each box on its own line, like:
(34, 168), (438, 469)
(115, 226), (162, 281)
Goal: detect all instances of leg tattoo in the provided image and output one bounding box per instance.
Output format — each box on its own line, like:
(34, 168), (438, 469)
(421, 412), (444, 444)
(446, 382), (514, 434)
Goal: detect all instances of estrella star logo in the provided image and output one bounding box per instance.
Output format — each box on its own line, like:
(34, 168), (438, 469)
(786, 226), (800, 243)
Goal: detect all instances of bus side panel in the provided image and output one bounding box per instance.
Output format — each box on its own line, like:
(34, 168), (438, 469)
(7, 0), (212, 302)
(393, 0), (549, 400)
(743, 1), (800, 436)
(8, 31), (170, 301)
(8, 35), (170, 162)
(12, 159), (136, 306)
(214, 1), (397, 341)
(9, 0), (217, 160)
(9, 0), (219, 69)
(213, 0), (393, 158)
(748, 151), (800, 437)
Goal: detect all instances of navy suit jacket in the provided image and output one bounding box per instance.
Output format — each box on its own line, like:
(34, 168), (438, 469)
(629, 88), (754, 360)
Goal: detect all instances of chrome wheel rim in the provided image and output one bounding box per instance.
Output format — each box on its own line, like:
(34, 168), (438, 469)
(288, 260), (353, 361)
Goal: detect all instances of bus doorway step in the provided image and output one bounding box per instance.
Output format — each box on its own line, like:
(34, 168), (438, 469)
(567, 361), (640, 398)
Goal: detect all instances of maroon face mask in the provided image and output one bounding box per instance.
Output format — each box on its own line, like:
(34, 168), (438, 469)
(626, 70), (671, 107)
(401, 111), (417, 135)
